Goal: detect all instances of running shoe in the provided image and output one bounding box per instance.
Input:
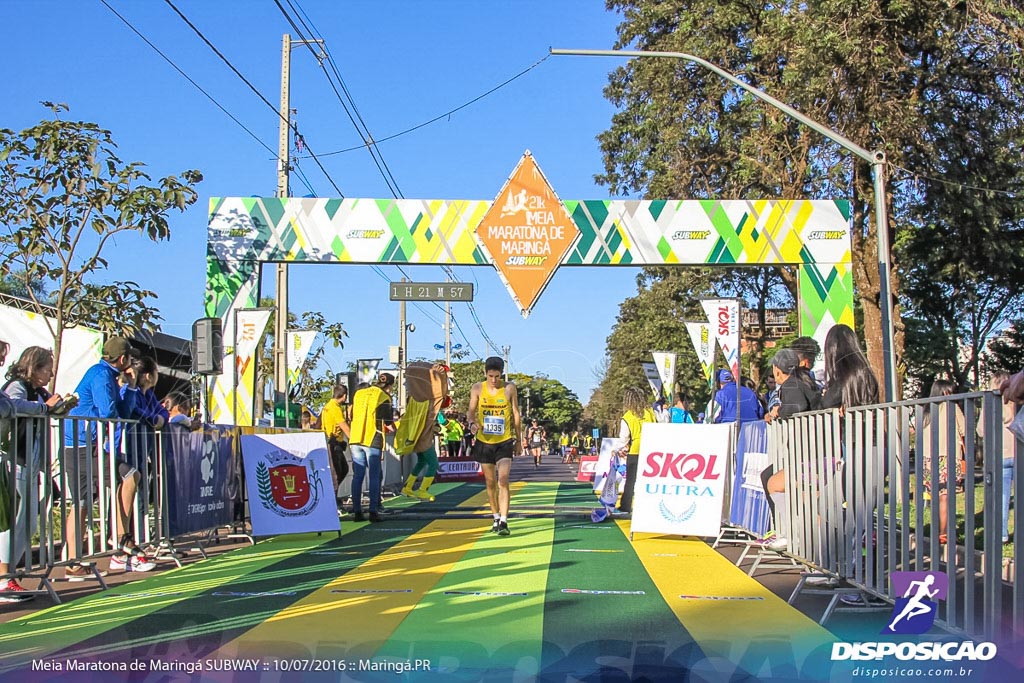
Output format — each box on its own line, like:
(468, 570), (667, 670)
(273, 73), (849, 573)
(64, 564), (108, 582)
(0, 579), (34, 603)
(497, 521), (510, 536)
(109, 554), (156, 572)
(353, 512), (366, 522)
(369, 511), (382, 523)
(491, 518), (500, 533)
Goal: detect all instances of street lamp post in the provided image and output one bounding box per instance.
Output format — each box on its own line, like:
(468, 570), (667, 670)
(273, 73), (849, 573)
(551, 48), (898, 402)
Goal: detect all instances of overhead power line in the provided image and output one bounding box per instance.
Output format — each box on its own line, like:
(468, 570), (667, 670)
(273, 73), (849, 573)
(161, 0), (345, 196)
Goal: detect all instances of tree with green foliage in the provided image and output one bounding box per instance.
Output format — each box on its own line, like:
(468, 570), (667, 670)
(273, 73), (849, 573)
(599, 1), (1024, 396)
(0, 103), (201, 383)
(985, 322), (1024, 380)
(252, 298), (347, 416)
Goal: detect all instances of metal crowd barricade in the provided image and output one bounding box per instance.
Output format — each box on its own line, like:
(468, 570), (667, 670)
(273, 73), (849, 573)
(766, 391), (1021, 642)
(1, 413), (58, 602)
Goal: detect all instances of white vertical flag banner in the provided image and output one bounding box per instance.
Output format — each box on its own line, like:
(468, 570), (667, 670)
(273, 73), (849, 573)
(640, 362), (662, 399)
(685, 321), (716, 383)
(233, 309), (272, 426)
(630, 422), (732, 538)
(651, 352), (677, 401)
(241, 432), (341, 536)
(701, 299), (741, 382)
(286, 330), (319, 388)
(357, 359), (381, 385)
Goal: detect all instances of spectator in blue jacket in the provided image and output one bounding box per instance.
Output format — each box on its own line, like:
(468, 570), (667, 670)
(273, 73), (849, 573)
(63, 337), (154, 578)
(710, 369), (764, 423)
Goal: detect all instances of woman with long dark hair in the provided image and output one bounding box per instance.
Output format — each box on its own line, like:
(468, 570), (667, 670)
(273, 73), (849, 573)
(820, 324), (879, 411)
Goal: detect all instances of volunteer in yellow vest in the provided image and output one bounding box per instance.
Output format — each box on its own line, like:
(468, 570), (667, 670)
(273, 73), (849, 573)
(445, 415), (464, 458)
(348, 373), (395, 522)
(467, 356), (521, 536)
(321, 384), (351, 505)
(616, 387), (657, 514)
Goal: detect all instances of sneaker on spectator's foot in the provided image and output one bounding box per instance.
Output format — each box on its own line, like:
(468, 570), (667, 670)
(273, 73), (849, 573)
(368, 512), (382, 523)
(766, 536), (789, 551)
(497, 521), (510, 536)
(491, 518), (500, 533)
(64, 564), (107, 582)
(840, 593), (887, 606)
(109, 554), (156, 572)
(0, 579), (34, 603)
(353, 512), (366, 522)
(804, 575), (838, 586)
(611, 508), (630, 516)
(112, 534), (146, 558)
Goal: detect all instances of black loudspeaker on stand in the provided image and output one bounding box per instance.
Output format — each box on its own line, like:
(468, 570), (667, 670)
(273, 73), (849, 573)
(192, 318), (223, 375)
(335, 372), (358, 399)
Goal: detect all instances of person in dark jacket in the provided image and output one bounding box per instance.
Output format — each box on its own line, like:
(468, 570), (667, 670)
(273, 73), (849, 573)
(758, 348), (822, 551)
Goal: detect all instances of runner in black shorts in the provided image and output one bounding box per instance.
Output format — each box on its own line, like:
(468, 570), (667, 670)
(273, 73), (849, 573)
(467, 356), (521, 536)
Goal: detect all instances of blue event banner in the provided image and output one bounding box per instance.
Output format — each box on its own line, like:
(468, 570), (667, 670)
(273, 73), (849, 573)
(729, 420), (771, 537)
(163, 426), (238, 537)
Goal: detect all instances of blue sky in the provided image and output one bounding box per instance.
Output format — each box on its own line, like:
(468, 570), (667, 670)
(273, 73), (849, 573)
(5, 1), (641, 402)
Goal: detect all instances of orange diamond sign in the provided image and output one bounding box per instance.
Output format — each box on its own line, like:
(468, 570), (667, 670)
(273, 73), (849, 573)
(474, 151), (579, 318)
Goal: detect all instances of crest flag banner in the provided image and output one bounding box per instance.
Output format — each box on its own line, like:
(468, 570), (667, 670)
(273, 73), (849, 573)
(241, 432), (341, 536)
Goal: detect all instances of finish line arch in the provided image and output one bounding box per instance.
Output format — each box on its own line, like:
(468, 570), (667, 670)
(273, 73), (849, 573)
(206, 152), (853, 425)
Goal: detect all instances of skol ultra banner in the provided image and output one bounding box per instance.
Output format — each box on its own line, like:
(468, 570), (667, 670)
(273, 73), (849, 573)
(630, 422), (732, 538)
(685, 321), (716, 383)
(701, 299), (741, 382)
(641, 362), (663, 399)
(651, 352), (677, 401)
(241, 431), (340, 536)
(224, 308), (272, 426)
(286, 330), (318, 388)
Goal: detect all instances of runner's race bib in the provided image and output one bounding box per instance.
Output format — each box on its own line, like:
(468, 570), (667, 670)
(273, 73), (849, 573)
(483, 415), (505, 436)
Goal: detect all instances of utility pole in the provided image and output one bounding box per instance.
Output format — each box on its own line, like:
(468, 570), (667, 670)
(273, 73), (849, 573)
(445, 274), (452, 368)
(502, 345), (510, 381)
(398, 277), (408, 409)
(274, 33), (291, 426)
(273, 34), (326, 427)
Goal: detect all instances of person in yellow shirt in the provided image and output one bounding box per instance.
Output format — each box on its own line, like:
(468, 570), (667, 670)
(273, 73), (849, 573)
(467, 356), (521, 536)
(321, 385), (350, 505)
(348, 373), (395, 522)
(616, 387), (657, 514)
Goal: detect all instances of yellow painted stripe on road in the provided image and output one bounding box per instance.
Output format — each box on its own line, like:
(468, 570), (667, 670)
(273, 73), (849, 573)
(211, 519), (485, 660)
(448, 480), (530, 514)
(619, 521), (835, 672)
